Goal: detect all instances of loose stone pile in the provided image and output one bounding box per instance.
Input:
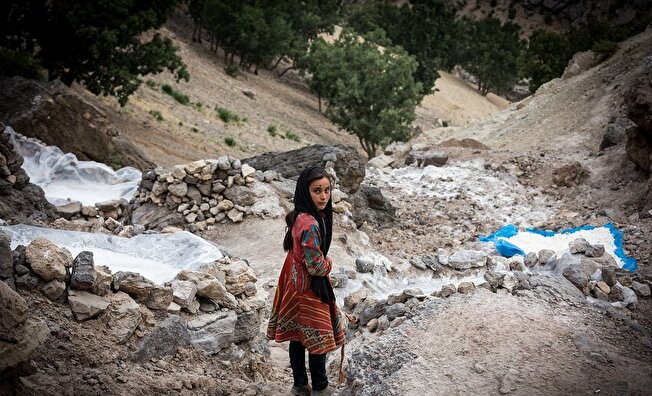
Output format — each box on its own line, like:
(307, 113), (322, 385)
(0, 231), (267, 373)
(131, 157), (281, 231)
(341, 239), (651, 335)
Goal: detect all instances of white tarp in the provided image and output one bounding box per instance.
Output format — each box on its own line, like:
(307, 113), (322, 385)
(1, 225), (224, 284)
(6, 126), (141, 206)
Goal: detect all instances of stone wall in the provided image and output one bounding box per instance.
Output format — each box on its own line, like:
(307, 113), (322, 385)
(0, 125), (55, 223)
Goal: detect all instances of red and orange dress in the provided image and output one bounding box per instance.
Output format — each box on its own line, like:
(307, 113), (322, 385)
(267, 212), (345, 354)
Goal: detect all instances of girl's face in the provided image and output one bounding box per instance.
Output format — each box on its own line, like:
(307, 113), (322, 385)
(309, 177), (331, 211)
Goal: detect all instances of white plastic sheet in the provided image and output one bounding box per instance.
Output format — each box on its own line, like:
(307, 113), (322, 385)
(1, 225), (223, 284)
(6, 127), (141, 206)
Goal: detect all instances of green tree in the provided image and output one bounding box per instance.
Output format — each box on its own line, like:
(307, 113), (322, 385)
(304, 29), (423, 158)
(0, 0), (188, 106)
(463, 18), (522, 96)
(517, 29), (571, 93)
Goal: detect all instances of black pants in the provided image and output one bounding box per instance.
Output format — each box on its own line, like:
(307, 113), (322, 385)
(289, 341), (328, 391)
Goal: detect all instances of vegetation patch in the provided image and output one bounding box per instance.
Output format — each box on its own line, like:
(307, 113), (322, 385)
(161, 84), (190, 105)
(148, 110), (164, 122)
(267, 125), (278, 137)
(216, 106), (246, 124)
(285, 130), (300, 142)
(224, 137), (236, 147)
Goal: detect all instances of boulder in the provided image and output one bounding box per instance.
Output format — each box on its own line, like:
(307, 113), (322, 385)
(243, 144), (365, 194)
(68, 290), (110, 321)
(233, 310), (261, 343)
(145, 286), (174, 310)
(385, 303), (407, 321)
(56, 201), (82, 220)
(113, 271), (156, 302)
(25, 238), (70, 281)
(129, 202), (185, 231)
(457, 282), (476, 294)
(631, 281), (651, 298)
(41, 279), (66, 301)
(222, 260), (257, 296)
(187, 311), (237, 355)
(446, 250), (487, 270)
(405, 148), (448, 167)
(171, 280), (198, 309)
(344, 287), (370, 311)
(131, 316), (190, 362)
(0, 280), (28, 340)
(223, 185), (256, 207)
(0, 318), (50, 373)
(438, 284), (456, 297)
(0, 233), (12, 278)
(101, 291), (142, 343)
(176, 270), (237, 309)
(70, 251), (96, 290)
(0, 76), (152, 170)
(563, 267), (589, 295)
(93, 266), (113, 296)
(367, 154), (394, 169)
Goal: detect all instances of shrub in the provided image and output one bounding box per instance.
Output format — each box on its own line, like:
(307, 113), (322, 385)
(191, 126), (199, 133)
(267, 124), (277, 137)
(508, 7), (516, 20)
(285, 130), (300, 142)
(145, 79), (158, 89)
(148, 110), (164, 122)
(161, 84), (190, 105)
(224, 64), (240, 77)
(0, 47), (44, 80)
(224, 137), (236, 147)
(215, 106), (244, 123)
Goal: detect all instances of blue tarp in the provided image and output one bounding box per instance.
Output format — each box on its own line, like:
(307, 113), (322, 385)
(479, 223), (637, 272)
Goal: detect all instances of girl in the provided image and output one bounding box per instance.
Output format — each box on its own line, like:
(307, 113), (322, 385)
(267, 166), (344, 396)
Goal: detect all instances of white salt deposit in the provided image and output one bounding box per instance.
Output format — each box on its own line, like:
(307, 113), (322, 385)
(365, 161), (556, 228)
(501, 226), (624, 267)
(6, 127), (141, 206)
(1, 225), (223, 284)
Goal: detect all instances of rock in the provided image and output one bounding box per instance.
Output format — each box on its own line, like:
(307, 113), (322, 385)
(92, 266), (112, 296)
(602, 267), (617, 287)
(223, 185), (256, 207)
(25, 238), (70, 281)
(131, 316), (190, 362)
(241, 164), (256, 178)
(484, 271), (503, 289)
(130, 202), (185, 231)
(524, 252), (538, 268)
(70, 251), (96, 290)
(344, 287), (370, 311)
(538, 249), (555, 265)
(233, 310), (261, 343)
(376, 315), (390, 332)
(176, 270), (237, 309)
(438, 284), (456, 297)
(167, 182), (188, 198)
(0, 280), (28, 340)
(15, 273), (38, 290)
(57, 201), (82, 219)
(167, 301), (181, 314)
(353, 298), (386, 326)
(552, 162), (589, 187)
(569, 238), (591, 254)
(355, 257), (375, 273)
(457, 282), (476, 294)
(612, 284), (638, 308)
(446, 250), (487, 270)
(0, 77), (153, 170)
(227, 208), (243, 223)
(0, 233), (12, 278)
(385, 303), (407, 321)
(367, 154), (394, 169)
(499, 368), (519, 394)
(145, 286), (174, 310)
(222, 260), (257, 296)
(187, 311), (237, 355)
(0, 317), (50, 373)
(171, 280), (198, 309)
(101, 291), (142, 343)
(585, 244), (605, 258)
(367, 318), (378, 332)
(41, 279), (66, 301)
(68, 290), (110, 321)
(405, 148), (448, 167)
(186, 185), (202, 204)
(501, 272), (519, 293)
(631, 281), (651, 298)
(600, 117), (630, 150)
(595, 281), (611, 295)
(243, 144), (365, 194)
(563, 267), (589, 295)
(242, 89), (256, 99)
(330, 273), (348, 288)
(112, 271), (156, 302)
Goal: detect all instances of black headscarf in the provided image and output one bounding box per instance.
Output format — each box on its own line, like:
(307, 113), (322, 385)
(292, 166), (335, 303)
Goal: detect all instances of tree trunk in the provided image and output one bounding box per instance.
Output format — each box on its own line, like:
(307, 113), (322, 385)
(278, 65), (296, 77)
(318, 94), (322, 112)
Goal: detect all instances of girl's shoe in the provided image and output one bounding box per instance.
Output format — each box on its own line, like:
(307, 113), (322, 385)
(311, 385), (336, 395)
(291, 384), (311, 396)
